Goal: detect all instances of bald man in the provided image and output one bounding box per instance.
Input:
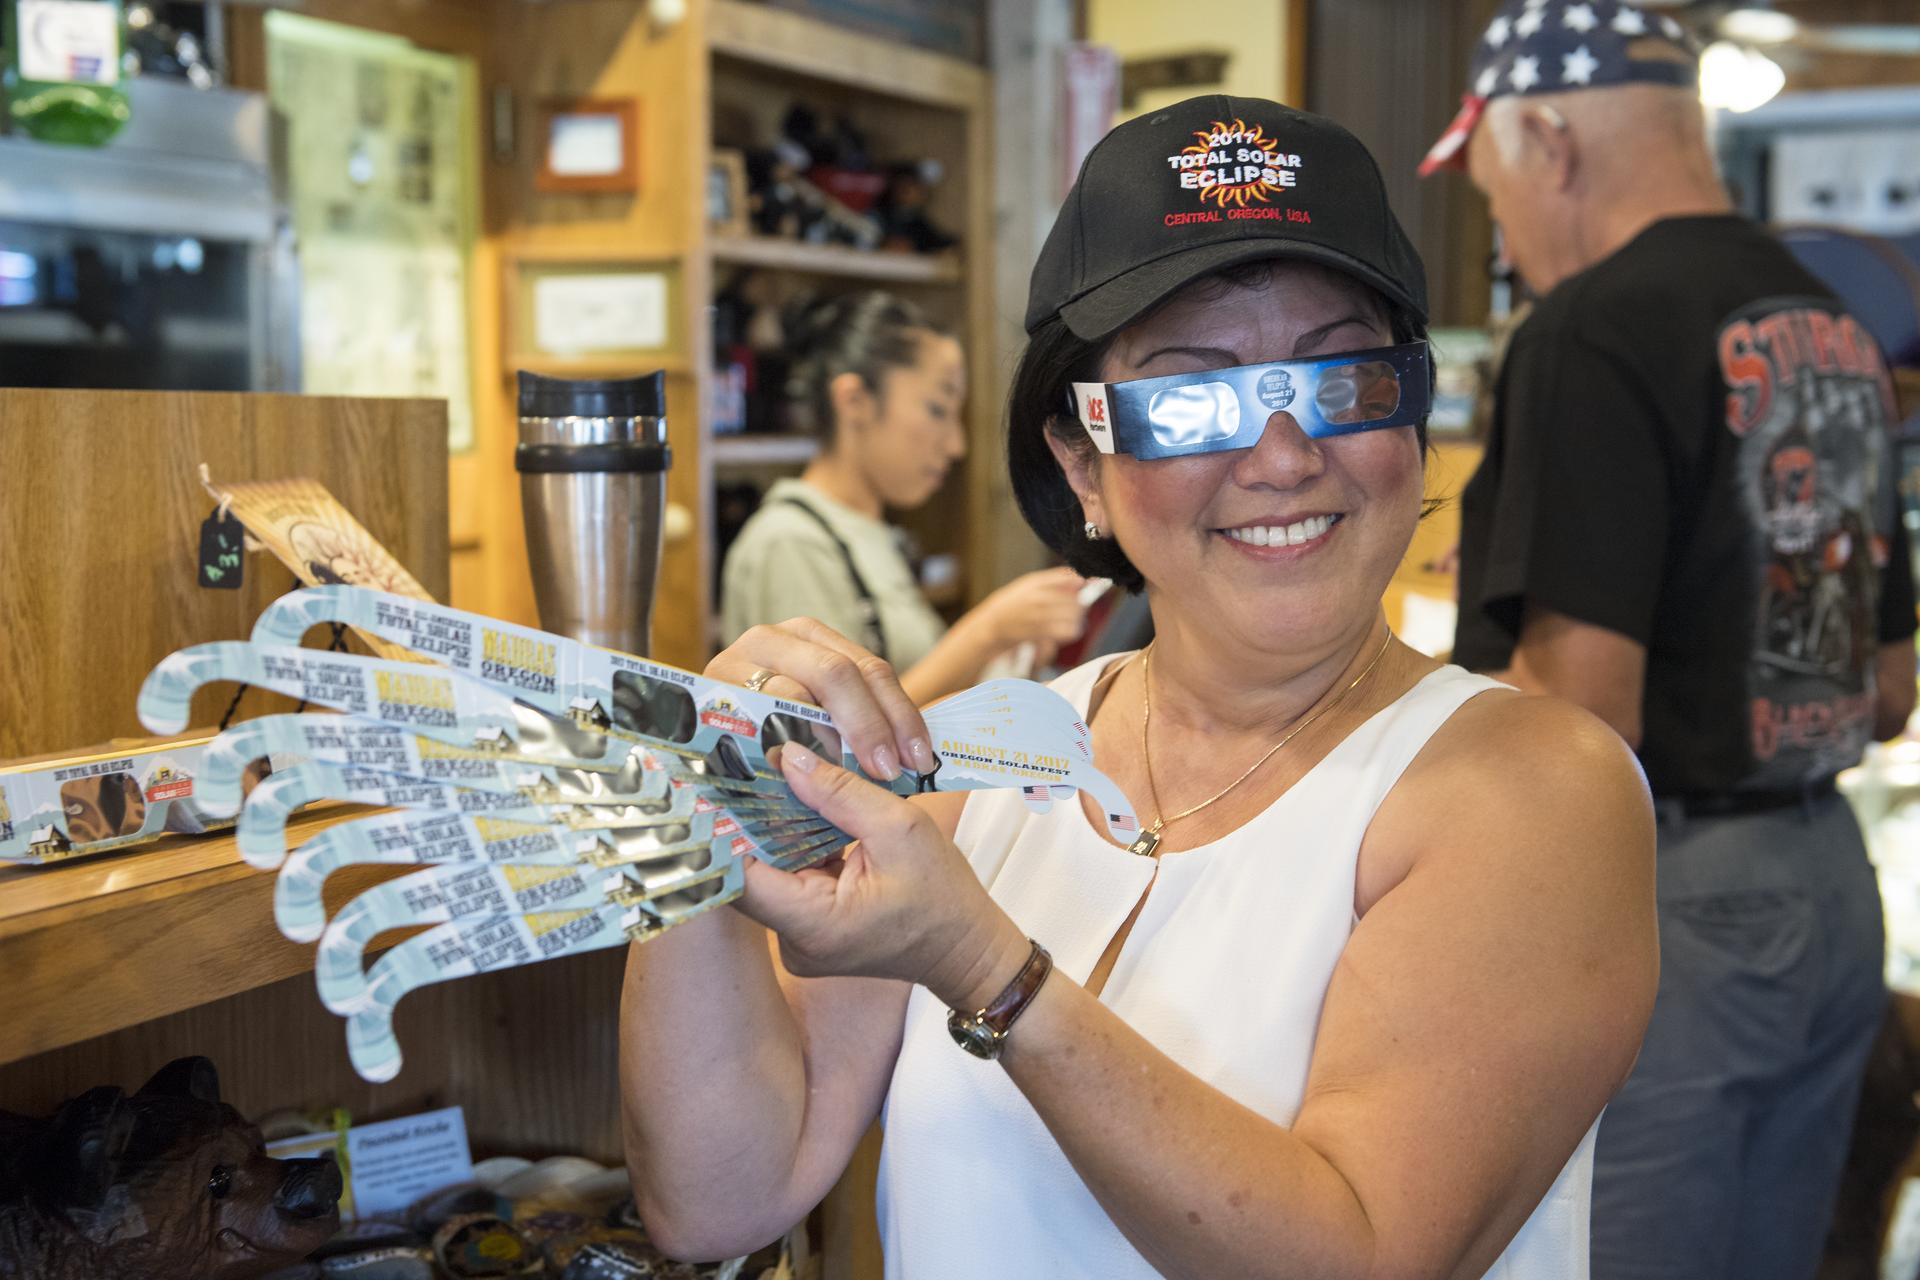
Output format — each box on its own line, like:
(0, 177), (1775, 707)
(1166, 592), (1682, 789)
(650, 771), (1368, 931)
(1424, 3), (1916, 1277)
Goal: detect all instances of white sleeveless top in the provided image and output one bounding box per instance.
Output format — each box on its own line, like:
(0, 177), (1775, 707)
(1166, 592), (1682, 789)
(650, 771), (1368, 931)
(876, 659), (1596, 1278)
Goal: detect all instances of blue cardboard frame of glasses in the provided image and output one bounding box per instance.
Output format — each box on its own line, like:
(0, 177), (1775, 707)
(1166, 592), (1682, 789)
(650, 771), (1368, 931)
(1068, 340), (1431, 461)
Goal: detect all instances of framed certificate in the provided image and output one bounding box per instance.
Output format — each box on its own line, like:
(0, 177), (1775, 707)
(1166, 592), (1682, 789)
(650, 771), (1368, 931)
(537, 98), (640, 194)
(502, 248), (686, 379)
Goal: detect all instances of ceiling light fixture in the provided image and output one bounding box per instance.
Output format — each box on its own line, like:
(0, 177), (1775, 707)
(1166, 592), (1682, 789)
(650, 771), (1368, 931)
(1700, 40), (1786, 113)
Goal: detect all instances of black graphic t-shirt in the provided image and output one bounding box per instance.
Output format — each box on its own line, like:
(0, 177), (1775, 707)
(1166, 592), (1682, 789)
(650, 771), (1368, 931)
(1455, 216), (1916, 796)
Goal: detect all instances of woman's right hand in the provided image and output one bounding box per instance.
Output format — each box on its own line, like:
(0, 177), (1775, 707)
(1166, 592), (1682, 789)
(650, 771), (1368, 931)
(970, 566), (1092, 656)
(708, 617), (934, 783)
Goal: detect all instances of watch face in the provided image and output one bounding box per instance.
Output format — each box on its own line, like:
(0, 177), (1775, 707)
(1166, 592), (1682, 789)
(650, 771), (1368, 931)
(946, 1014), (1000, 1059)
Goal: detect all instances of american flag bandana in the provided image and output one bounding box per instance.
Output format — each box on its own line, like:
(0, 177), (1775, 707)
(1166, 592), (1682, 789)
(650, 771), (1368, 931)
(1419, 0), (1701, 177)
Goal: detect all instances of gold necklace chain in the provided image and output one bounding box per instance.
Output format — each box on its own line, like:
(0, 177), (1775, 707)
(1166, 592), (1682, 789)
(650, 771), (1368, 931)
(1129, 629), (1395, 858)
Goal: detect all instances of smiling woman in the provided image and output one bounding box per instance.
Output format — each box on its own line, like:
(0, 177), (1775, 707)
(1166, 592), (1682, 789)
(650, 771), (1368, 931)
(623, 95), (1657, 1280)
(1020, 259), (1429, 652)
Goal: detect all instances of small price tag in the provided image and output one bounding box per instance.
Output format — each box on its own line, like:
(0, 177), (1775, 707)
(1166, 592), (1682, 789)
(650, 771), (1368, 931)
(339, 1106), (473, 1220)
(198, 509), (245, 590)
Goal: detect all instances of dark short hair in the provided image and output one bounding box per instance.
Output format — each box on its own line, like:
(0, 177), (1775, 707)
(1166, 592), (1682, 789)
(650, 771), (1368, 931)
(786, 290), (949, 440)
(1006, 262), (1432, 593)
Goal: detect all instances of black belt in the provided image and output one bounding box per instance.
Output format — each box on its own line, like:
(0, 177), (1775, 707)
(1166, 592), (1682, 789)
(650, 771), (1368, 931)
(1660, 776), (1839, 819)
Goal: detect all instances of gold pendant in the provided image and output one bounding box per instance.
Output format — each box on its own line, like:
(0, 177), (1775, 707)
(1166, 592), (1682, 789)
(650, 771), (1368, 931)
(1126, 826), (1162, 858)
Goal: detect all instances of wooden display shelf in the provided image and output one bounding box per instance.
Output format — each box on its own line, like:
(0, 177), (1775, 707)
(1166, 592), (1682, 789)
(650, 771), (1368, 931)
(711, 433), (821, 468)
(707, 0), (987, 110)
(0, 808), (403, 1066)
(710, 235), (962, 284)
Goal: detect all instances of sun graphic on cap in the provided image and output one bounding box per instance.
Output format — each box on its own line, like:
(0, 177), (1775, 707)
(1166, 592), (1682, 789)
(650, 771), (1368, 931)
(1182, 118), (1290, 209)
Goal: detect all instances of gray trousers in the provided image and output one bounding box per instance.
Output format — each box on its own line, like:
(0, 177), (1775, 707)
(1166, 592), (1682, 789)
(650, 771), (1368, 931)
(1590, 791), (1887, 1280)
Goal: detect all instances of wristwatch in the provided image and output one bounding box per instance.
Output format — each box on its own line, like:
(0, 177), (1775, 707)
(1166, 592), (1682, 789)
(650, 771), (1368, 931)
(946, 940), (1053, 1061)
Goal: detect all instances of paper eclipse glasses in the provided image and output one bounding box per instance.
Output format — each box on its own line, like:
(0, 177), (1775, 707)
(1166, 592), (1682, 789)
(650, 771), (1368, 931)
(1070, 341), (1430, 461)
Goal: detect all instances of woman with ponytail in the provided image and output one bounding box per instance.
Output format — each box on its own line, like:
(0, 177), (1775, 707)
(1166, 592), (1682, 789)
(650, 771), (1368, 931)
(721, 290), (1089, 702)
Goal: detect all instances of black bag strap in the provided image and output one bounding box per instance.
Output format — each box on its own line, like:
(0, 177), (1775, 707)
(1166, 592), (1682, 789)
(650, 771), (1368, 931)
(775, 496), (890, 663)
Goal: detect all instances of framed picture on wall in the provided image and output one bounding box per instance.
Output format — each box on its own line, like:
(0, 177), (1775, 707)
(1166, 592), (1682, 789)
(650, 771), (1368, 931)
(537, 98), (640, 193)
(502, 248), (684, 379)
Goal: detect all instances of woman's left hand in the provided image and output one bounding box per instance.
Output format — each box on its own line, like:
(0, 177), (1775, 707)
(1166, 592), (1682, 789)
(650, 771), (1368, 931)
(738, 745), (1029, 1012)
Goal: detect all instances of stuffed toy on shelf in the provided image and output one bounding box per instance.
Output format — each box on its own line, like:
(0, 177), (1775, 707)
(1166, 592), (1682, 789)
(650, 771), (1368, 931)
(0, 1058), (340, 1280)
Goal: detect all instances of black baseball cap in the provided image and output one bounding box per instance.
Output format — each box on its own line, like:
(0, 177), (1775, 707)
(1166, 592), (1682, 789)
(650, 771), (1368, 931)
(1025, 94), (1428, 341)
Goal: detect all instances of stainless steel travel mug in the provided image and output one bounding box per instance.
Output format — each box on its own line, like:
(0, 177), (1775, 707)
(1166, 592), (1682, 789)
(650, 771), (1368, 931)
(515, 371), (671, 654)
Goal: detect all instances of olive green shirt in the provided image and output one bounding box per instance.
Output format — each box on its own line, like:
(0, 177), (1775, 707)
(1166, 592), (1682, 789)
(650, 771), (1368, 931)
(721, 478), (946, 668)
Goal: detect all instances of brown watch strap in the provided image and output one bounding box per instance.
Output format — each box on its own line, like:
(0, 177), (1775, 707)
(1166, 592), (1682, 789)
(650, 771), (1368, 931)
(976, 940), (1053, 1036)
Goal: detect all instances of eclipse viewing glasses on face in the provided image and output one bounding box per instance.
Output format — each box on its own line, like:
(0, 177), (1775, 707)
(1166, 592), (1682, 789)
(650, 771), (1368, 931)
(1070, 340), (1430, 460)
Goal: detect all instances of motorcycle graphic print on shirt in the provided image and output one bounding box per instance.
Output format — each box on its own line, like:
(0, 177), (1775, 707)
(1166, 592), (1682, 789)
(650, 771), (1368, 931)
(1720, 296), (1900, 787)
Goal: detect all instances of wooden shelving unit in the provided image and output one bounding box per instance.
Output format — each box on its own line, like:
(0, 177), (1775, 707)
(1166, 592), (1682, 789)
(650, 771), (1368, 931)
(700, 2), (994, 643)
(0, 810), (383, 1065)
(706, 0), (986, 108)
(0, 802), (633, 1164)
(710, 235), (963, 284)
(0, 16), (992, 1279)
(712, 433), (823, 468)
(0, 386), (632, 1161)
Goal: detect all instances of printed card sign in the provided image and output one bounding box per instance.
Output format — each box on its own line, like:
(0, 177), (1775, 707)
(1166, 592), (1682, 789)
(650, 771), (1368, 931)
(265, 1106), (473, 1220)
(343, 1106), (473, 1219)
(19, 0), (121, 86)
(207, 475), (436, 662)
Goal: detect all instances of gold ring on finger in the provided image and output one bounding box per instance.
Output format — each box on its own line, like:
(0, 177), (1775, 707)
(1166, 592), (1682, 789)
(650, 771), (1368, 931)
(743, 668), (777, 694)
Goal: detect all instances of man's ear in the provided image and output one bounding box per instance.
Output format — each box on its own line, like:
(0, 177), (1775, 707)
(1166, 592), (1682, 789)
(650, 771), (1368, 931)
(827, 370), (876, 435)
(1043, 428), (1105, 532)
(1522, 104), (1577, 193)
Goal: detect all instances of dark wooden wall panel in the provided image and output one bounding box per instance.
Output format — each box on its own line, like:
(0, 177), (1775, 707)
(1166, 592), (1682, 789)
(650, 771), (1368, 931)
(1306, 0), (1502, 327)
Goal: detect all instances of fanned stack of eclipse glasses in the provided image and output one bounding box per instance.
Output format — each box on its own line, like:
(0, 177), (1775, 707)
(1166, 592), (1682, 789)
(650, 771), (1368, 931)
(136, 586), (1139, 1082)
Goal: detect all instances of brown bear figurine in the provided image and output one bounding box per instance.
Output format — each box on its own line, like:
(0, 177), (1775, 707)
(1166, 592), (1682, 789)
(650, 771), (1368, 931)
(0, 1056), (341, 1279)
